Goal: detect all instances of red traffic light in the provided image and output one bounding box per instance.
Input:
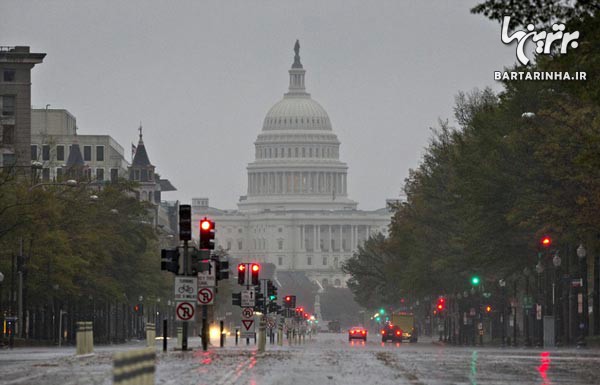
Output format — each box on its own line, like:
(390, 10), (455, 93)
(251, 263), (260, 272)
(285, 296), (291, 302)
(238, 264), (246, 272)
(541, 236), (552, 247)
(437, 304), (443, 310)
(200, 219), (212, 231)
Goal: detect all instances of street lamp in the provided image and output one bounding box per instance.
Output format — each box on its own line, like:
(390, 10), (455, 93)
(499, 279), (506, 347)
(523, 267), (532, 346)
(552, 251), (562, 346)
(576, 243), (587, 347)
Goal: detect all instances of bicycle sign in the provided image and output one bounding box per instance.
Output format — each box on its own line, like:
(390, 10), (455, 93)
(174, 277), (197, 301)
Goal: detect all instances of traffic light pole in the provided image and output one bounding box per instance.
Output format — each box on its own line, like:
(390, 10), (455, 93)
(182, 239), (189, 351)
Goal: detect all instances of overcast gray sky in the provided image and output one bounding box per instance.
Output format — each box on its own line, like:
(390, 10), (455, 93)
(1, 0), (518, 210)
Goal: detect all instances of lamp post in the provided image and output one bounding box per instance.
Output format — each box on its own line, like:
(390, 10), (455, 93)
(0, 271), (4, 343)
(552, 252), (562, 346)
(523, 267), (532, 346)
(576, 243), (587, 347)
(535, 260), (544, 347)
(499, 279), (506, 347)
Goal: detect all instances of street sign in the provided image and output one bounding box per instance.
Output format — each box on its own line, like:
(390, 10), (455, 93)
(241, 288), (255, 307)
(242, 307), (254, 318)
(572, 278), (583, 288)
(536, 304), (542, 320)
(197, 287), (214, 305)
(241, 303), (255, 338)
(198, 261), (216, 287)
(176, 301), (195, 322)
(174, 277), (197, 302)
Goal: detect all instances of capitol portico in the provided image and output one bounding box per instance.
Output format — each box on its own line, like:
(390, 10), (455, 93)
(192, 41), (391, 288)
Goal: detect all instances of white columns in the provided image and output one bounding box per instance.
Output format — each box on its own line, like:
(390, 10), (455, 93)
(339, 224), (343, 252)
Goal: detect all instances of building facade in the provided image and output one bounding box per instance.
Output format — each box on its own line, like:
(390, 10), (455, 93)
(0, 46), (45, 171)
(30, 108), (130, 183)
(192, 42), (391, 288)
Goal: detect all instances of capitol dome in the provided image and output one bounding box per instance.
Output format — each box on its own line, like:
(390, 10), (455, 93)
(239, 40), (357, 212)
(262, 97), (332, 131)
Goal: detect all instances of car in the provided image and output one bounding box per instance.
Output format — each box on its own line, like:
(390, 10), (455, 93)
(348, 326), (367, 341)
(381, 324), (403, 343)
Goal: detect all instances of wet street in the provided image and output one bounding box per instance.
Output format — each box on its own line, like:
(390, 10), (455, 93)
(1, 332), (600, 384)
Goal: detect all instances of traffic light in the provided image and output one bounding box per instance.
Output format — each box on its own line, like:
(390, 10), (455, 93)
(190, 249), (210, 275)
(217, 259), (229, 280)
(160, 248), (180, 274)
(485, 305), (492, 313)
(238, 264), (246, 285)
(255, 292), (265, 311)
(379, 308), (385, 315)
(232, 292), (241, 306)
(267, 280), (278, 301)
(436, 297), (446, 311)
(470, 276), (480, 286)
(250, 263), (260, 285)
(199, 217), (215, 250)
(179, 204), (192, 241)
(284, 295), (296, 308)
(134, 304), (143, 314)
(540, 235), (552, 248)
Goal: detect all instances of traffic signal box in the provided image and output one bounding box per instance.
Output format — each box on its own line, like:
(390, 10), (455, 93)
(179, 205), (192, 241)
(199, 217), (215, 250)
(284, 295), (296, 309)
(238, 264), (246, 284)
(250, 263), (260, 285)
(160, 248), (180, 274)
(267, 280), (277, 301)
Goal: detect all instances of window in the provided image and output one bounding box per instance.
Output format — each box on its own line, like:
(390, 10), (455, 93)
(85, 168), (92, 181)
(334, 257), (339, 268)
(278, 239), (283, 250)
(134, 169), (140, 180)
(56, 167), (63, 182)
(56, 145), (65, 162)
(31, 145), (38, 160)
(96, 168), (104, 181)
(295, 148), (298, 157)
(141, 169), (148, 182)
(110, 168), (119, 182)
(42, 145), (50, 161)
(278, 256), (283, 266)
(323, 256), (328, 265)
(96, 146), (104, 161)
(83, 146), (92, 161)
(3, 70), (15, 82)
(238, 228), (242, 233)
(238, 240), (243, 250)
(302, 148), (306, 157)
(287, 148), (291, 157)
(307, 256), (312, 265)
(1, 125), (14, 145)
(42, 168), (50, 182)
(2, 153), (15, 166)
(331, 239), (335, 251)
(227, 241), (232, 250)
(278, 227), (283, 233)
(1, 95), (15, 116)
(334, 279), (341, 287)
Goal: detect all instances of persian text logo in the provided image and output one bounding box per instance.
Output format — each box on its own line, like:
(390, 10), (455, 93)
(501, 16), (580, 65)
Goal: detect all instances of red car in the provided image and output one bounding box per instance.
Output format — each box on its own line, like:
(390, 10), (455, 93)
(381, 324), (403, 343)
(348, 326), (368, 341)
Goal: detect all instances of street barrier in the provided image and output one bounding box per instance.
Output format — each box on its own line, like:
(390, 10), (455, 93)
(176, 327), (183, 350)
(76, 321), (93, 355)
(145, 323), (155, 347)
(113, 347), (155, 385)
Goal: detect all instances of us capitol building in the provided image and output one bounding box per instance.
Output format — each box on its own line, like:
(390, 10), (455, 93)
(192, 41), (391, 288)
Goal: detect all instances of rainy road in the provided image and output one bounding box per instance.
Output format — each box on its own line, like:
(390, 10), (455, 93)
(1, 333), (600, 384)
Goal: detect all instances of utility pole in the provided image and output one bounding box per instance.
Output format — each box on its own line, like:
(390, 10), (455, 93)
(182, 239), (189, 351)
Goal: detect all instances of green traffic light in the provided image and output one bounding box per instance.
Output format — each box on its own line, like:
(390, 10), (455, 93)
(379, 308), (385, 315)
(269, 295), (276, 300)
(471, 276), (480, 286)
